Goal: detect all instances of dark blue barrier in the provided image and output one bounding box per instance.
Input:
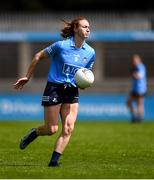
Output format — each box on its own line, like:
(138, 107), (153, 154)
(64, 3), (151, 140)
(0, 94), (154, 121)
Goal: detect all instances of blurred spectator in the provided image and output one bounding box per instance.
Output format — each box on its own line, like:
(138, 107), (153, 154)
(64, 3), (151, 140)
(126, 54), (147, 123)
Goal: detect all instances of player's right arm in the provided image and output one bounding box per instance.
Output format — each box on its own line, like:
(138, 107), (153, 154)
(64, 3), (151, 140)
(13, 50), (48, 90)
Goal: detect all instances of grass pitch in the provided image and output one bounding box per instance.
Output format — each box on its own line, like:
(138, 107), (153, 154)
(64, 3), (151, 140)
(0, 120), (154, 179)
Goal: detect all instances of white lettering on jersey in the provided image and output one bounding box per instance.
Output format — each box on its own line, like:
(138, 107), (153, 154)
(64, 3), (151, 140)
(62, 63), (81, 76)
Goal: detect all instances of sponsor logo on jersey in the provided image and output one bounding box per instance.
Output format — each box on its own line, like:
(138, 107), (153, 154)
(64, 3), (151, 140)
(62, 63), (81, 76)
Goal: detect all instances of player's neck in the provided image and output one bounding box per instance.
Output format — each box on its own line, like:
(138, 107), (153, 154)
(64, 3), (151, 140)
(74, 35), (85, 48)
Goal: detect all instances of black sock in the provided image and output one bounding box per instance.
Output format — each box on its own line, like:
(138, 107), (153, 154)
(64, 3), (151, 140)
(48, 151), (61, 166)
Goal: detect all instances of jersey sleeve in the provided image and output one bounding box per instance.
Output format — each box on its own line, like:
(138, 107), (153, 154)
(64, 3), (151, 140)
(44, 41), (60, 57)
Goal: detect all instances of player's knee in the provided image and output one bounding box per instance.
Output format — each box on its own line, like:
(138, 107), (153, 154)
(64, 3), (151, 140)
(68, 125), (74, 134)
(64, 124), (74, 136)
(48, 125), (58, 135)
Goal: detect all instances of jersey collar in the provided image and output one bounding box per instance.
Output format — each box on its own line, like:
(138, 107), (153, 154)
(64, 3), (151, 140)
(70, 37), (86, 49)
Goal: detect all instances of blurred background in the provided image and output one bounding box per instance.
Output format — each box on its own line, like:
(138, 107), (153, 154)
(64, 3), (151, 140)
(0, 0), (154, 121)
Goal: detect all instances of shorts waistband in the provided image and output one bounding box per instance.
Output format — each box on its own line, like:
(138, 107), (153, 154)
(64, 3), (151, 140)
(47, 81), (74, 88)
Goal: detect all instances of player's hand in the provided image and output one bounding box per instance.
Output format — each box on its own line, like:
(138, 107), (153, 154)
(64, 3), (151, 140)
(13, 77), (29, 90)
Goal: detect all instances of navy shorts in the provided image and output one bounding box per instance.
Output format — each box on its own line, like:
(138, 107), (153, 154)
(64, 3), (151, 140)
(41, 82), (79, 106)
(130, 91), (146, 98)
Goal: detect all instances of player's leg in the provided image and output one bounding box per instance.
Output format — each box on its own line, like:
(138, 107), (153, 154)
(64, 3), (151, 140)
(55, 103), (78, 152)
(136, 96), (144, 122)
(48, 103), (78, 167)
(127, 94), (137, 122)
(20, 105), (60, 149)
(37, 105), (60, 135)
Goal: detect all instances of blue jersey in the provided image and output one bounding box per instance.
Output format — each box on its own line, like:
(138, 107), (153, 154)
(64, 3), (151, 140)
(44, 37), (96, 87)
(132, 63), (147, 94)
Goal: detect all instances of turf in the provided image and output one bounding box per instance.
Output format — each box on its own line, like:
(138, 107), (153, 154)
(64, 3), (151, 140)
(0, 120), (154, 179)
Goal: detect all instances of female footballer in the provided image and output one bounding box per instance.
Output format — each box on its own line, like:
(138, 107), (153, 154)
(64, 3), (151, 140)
(14, 16), (96, 167)
(127, 54), (147, 123)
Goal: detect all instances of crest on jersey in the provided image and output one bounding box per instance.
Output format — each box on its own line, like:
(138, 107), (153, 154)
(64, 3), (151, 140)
(83, 57), (88, 63)
(73, 54), (80, 62)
